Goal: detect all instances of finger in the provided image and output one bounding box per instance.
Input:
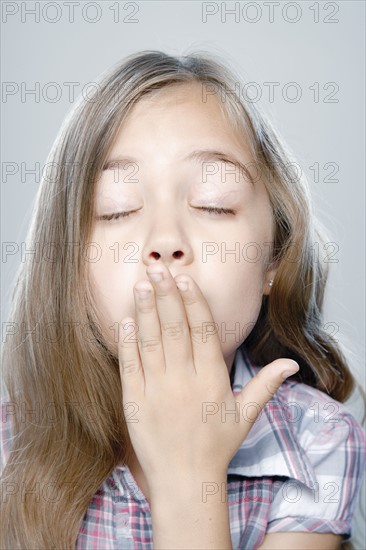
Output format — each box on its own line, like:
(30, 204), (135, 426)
(118, 317), (144, 403)
(173, 274), (226, 378)
(132, 280), (167, 380)
(237, 359), (300, 429)
(145, 262), (193, 374)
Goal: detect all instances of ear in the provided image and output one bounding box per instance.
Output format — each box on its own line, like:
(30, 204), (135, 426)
(262, 261), (279, 296)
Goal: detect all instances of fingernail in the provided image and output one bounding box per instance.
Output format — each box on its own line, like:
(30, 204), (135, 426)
(135, 284), (152, 299)
(176, 281), (188, 292)
(122, 321), (135, 334)
(137, 290), (151, 299)
(282, 367), (299, 380)
(147, 271), (163, 282)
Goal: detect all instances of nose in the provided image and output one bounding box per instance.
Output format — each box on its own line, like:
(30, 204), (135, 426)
(141, 214), (193, 269)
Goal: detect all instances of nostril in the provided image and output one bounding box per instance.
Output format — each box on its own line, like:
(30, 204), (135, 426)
(149, 251), (183, 260)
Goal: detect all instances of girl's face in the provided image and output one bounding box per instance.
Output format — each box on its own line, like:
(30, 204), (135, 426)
(88, 81), (277, 374)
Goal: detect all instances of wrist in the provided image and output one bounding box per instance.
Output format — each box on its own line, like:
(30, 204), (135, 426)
(149, 469), (228, 504)
(149, 472), (232, 549)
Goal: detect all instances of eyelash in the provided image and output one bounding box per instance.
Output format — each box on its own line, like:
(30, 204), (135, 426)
(97, 207), (236, 221)
(97, 211), (137, 221)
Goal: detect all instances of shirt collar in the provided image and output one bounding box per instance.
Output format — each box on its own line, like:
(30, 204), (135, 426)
(227, 346), (318, 490)
(116, 347), (318, 491)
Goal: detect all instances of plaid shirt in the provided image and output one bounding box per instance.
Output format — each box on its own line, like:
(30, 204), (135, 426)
(1, 346), (365, 549)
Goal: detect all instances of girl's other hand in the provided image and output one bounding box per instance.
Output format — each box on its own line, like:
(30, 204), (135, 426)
(118, 260), (299, 492)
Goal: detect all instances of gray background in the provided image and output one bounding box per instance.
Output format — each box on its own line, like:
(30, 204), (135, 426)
(1, 1), (365, 546)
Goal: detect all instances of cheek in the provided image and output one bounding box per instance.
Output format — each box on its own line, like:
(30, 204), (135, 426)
(87, 253), (136, 354)
(90, 265), (137, 317)
(201, 258), (266, 351)
(230, 276), (264, 342)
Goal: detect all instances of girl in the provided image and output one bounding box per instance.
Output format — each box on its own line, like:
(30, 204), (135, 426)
(1, 50), (365, 549)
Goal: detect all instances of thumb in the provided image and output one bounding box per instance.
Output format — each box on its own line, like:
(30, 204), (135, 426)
(237, 359), (300, 422)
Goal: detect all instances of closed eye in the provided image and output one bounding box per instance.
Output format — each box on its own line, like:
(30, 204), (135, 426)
(95, 210), (138, 221)
(95, 206), (236, 222)
(197, 206), (236, 215)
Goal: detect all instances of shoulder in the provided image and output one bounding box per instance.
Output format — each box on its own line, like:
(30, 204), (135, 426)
(231, 352), (366, 488)
(262, 374), (366, 542)
(268, 373), (366, 486)
(276, 375), (366, 452)
(244, 361), (366, 463)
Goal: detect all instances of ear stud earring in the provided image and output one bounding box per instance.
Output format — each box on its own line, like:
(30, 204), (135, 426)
(268, 279), (273, 287)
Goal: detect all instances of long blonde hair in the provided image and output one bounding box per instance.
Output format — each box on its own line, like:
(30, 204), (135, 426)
(1, 50), (364, 548)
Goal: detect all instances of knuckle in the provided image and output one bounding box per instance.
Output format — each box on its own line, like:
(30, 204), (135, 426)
(140, 337), (162, 354)
(190, 324), (205, 344)
(161, 321), (184, 340)
(190, 321), (217, 344)
(155, 292), (171, 302)
(137, 301), (154, 313)
(264, 380), (278, 397)
(180, 293), (197, 306)
(122, 358), (140, 375)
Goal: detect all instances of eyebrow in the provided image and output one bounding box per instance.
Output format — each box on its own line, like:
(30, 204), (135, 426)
(102, 149), (255, 186)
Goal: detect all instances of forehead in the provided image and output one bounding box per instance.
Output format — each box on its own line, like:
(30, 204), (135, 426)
(99, 81), (259, 190)
(111, 81), (251, 164)
(123, 80), (234, 130)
